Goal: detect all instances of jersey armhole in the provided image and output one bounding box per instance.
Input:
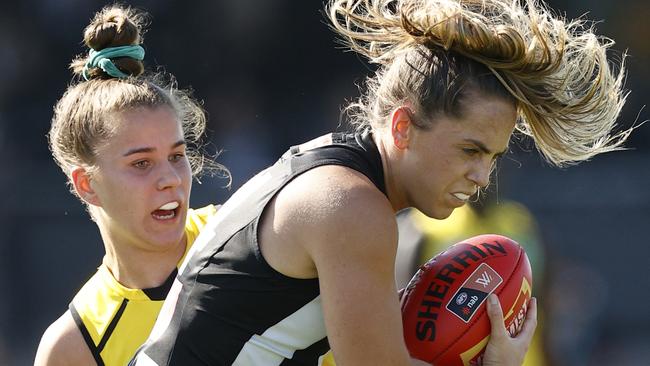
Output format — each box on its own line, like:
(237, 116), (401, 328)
(69, 303), (105, 366)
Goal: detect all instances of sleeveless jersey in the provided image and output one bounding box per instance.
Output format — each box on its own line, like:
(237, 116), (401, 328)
(132, 131), (386, 366)
(70, 205), (217, 366)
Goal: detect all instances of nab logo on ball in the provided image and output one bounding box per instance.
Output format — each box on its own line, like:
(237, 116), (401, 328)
(447, 263), (503, 322)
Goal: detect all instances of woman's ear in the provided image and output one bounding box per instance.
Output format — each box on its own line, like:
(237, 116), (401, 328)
(390, 106), (414, 150)
(71, 167), (101, 206)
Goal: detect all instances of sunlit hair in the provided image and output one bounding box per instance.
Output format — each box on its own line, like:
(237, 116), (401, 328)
(327, 0), (633, 166)
(49, 5), (228, 197)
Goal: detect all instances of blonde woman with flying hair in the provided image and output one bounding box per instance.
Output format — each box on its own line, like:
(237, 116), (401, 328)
(34, 5), (226, 366)
(131, 0), (633, 365)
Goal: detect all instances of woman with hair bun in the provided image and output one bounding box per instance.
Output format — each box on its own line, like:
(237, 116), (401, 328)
(132, 0), (634, 365)
(34, 5), (225, 366)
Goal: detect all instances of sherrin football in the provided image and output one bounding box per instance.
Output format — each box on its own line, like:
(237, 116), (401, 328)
(400, 234), (532, 366)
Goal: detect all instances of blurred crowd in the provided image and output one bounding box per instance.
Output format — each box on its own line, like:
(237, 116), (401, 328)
(1, 1), (649, 364)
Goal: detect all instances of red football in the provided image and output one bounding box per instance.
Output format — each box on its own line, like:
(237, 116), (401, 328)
(400, 234), (532, 366)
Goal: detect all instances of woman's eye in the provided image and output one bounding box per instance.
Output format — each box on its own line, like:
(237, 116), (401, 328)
(463, 148), (479, 156)
(133, 160), (150, 169)
(170, 153), (185, 162)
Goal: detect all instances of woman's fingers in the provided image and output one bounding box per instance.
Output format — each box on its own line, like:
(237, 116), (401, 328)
(516, 297), (538, 344)
(486, 294), (508, 340)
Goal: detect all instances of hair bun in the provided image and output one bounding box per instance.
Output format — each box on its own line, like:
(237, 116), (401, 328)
(71, 5), (146, 79)
(84, 6), (141, 50)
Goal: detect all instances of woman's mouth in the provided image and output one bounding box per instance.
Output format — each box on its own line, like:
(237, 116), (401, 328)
(152, 201), (180, 220)
(451, 192), (470, 202)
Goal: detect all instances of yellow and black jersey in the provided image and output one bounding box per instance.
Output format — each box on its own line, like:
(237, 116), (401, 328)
(69, 205), (217, 366)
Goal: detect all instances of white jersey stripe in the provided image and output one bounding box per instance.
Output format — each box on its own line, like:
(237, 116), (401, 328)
(132, 351), (159, 366)
(179, 170), (273, 275)
(232, 295), (327, 366)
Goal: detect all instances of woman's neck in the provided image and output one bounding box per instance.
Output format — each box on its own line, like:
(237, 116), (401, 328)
(374, 132), (408, 213)
(98, 225), (187, 290)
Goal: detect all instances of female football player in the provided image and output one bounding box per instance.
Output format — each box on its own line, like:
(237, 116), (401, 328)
(133, 0), (633, 365)
(34, 5), (225, 366)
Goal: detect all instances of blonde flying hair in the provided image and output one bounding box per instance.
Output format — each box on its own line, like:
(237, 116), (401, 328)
(328, 0), (633, 166)
(49, 5), (226, 196)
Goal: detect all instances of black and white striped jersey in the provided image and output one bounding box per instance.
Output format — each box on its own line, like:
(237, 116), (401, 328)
(131, 131), (386, 366)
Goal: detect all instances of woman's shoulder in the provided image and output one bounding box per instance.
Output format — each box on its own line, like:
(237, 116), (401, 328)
(286, 164), (390, 213)
(34, 311), (96, 366)
(277, 164), (397, 246)
(258, 163), (398, 280)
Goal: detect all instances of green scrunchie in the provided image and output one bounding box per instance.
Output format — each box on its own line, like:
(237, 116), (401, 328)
(82, 45), (145, 80)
